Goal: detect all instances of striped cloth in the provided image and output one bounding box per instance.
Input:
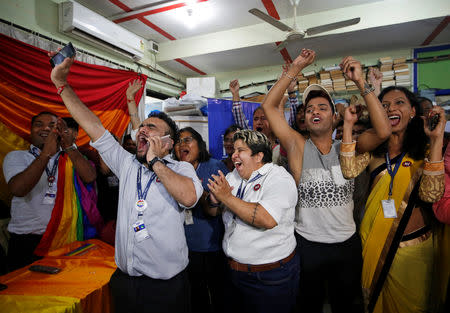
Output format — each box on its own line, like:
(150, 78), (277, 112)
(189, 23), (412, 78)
(34, 153), (103, 256)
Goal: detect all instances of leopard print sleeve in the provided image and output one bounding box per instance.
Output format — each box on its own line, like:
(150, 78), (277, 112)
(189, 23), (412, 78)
(419, 159), (445, 203)
(340, 141), (371, 179)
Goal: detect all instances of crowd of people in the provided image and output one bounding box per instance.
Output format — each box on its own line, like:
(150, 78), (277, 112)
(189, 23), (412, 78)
(1, 47), (449, 313)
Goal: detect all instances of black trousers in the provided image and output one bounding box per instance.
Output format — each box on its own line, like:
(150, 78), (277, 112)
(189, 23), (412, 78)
(7, 233), (43, 272)
(110, 268), (191, 313)
(187, 250), (226, 313)
(296, 232), (364, 313)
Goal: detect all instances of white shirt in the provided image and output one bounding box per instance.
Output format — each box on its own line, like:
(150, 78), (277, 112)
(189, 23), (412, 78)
(3, 146), (60, 235)
(91, 131), (203, 279)
(222, 163), (297, 264)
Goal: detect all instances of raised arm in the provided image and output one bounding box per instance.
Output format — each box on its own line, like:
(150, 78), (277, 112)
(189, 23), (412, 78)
(340, 57), (391, 153)
(339, 105), (371, 179)
(49, 53), (105, 142)
(126, 79), (144, 132)
(229, 79), (250, 129)
(261, 49), (315, 183)
(367, 67), (383, 98)
(56, 118), (96, 183)
(207, 171), (277, 229)
(419, 106), (446, 203)
(283, 62), (300, 127)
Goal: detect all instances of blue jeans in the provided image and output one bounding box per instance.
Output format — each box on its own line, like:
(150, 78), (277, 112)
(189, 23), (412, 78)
(224, 252), (300, 313)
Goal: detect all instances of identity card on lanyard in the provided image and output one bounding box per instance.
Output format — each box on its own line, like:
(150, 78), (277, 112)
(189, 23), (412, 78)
(381, 152), (405, 218)
(133, 166), (157, 242)
(29, 148), (61, 205)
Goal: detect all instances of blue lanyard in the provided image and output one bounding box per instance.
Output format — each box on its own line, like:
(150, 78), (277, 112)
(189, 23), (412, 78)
(29, 147), (61, 185)
(236, 173), (262, 199)
(195, 163), (201, 174)
(137, 166), (157, 200)
(385, 152), (406, 199)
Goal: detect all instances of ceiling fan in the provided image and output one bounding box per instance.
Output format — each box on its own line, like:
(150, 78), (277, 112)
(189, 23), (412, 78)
(249, 0), (361, 52)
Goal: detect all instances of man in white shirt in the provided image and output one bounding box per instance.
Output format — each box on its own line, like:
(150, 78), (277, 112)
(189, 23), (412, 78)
(3, 112), (96, 271)
(49, 50), (203, 313)
(208, 129), (298, 313)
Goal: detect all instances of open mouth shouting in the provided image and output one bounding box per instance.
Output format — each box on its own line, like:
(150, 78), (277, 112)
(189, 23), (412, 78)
(234, 160), (242, 171)
(311, 116), (321, 124)
(179, 148), (190, 161)
(388, 114), (400, 127)
(137, 134), (149, 153)
(255, 126), (263, 132)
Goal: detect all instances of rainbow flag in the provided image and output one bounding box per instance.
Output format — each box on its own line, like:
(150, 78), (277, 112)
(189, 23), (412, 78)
(34, 153), (103, 256)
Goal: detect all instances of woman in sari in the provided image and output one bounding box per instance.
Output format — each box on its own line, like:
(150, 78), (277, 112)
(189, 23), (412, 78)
(339, 86), (447, 313)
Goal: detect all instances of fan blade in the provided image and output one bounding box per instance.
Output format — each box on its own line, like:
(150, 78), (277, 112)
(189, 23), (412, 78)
(275, 40), (289, 52)
(249, 8), (293, 32)
(305, 17), (360, 36)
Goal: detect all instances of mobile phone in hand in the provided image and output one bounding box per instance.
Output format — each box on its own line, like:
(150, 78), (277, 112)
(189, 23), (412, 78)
(50, 42), (75, 68)
(428, 114), (440, 131)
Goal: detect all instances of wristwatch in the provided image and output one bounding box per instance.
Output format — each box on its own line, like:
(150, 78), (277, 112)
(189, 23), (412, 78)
(148, 157), (164, 171)
(63, 143), (77, 152)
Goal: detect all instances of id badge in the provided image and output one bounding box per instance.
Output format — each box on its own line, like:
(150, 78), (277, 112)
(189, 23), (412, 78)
(184, 209), (194, 225)
(42, 189), (57, 205)
(381, 199), (397, 218)
(133, 220), (150, 242)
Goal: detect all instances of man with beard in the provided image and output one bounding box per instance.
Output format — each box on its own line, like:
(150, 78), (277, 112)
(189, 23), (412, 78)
(48, 51), (203, 313)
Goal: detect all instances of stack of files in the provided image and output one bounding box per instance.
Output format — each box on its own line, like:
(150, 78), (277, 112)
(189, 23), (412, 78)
(379, 57), (395, 88)
(308, 76), (319, 85)
(319, 71), (333, 92)
(346, 80), (359, 91)
(302, 70), (317, 87)
(330, 69), (346, 92)
(323, 65), (341, 71)
(297, 74), (309, 92)
(393, 59), (410, 87)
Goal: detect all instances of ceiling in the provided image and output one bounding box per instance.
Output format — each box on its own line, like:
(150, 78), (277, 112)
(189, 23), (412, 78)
(74, 0), (450, 77)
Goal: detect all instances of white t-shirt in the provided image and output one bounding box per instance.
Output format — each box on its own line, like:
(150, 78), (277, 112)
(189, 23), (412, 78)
(3, 146), (61, 235)
(222, 163), (297, 264)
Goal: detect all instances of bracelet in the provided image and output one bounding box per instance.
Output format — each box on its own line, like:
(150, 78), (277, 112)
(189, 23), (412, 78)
(127, 98), (135, 102)
(232, 101), (241, 106)
(341, 140), (356, 145)
(423, 158), (444, 175)
(283, 72), (297, 81)
(57, 84), (67, 95)
(129, 112), (139, 118)
(360, 82), (375, 97)
(424, 158), (444, 164)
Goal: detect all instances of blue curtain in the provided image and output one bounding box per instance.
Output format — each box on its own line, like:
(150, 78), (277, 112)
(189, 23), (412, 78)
(207, 98), (261, 159)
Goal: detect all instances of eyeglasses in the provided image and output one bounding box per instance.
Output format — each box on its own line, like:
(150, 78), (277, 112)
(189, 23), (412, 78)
(175, 136), (194, 145)
(223, 138), (233, 143)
